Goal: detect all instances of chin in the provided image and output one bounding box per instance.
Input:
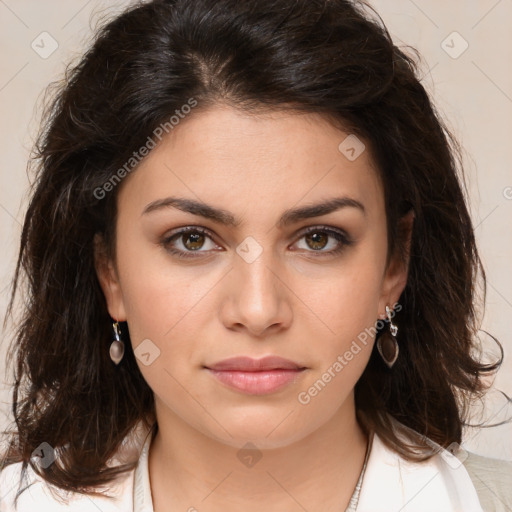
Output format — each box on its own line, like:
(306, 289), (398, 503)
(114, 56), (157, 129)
(200, 410), (312, 450)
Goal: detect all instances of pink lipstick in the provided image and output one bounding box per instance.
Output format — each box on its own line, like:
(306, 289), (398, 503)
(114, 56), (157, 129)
(205, 356), (307, 395)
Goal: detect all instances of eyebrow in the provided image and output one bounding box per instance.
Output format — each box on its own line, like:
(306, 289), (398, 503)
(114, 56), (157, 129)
(141, 195), (366, 228)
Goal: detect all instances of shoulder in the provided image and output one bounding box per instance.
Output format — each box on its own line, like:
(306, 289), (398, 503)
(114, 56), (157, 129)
(462, 452), (512, 512)
(357, 432), (485, 511)
(0, 460), (135, 512)
(0, 419), (153, 511)
(359, 417), (511, 511)
(0, 460), (66, 512)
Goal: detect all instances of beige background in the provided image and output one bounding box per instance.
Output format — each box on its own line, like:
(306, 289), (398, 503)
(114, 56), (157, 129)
(1, 1), (511, 460)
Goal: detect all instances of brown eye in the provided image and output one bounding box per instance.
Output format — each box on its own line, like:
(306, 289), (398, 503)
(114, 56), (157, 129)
(181, 231), (206, 251)
(161, 225), (353, 260)
(304, 231), (329, 251)
(293, 226), (353, 257)
(161, 227), (220, 259)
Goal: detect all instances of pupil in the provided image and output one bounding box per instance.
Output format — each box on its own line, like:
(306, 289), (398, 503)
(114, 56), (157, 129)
(184, 232), (204, 250)
(307, 232), (327, 250)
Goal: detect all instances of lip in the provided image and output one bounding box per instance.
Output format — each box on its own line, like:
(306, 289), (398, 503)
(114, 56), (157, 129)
(204, 356), (307, 395)
(206, 355), (305, 371)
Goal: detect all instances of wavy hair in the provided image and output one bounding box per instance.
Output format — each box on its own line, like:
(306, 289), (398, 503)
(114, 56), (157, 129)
(1, 0), (502, 505)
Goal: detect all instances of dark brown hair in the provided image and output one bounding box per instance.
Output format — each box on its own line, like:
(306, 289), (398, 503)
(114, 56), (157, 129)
(1, 0), (503, 505)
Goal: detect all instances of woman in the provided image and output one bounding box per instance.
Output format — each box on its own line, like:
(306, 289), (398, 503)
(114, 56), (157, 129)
(1, 0), (510, 510)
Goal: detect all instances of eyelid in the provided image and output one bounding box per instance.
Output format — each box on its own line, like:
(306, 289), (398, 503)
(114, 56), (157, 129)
(163, 224), (350, 241)
(162, 225), (221, 248)
(161, 224), (353, 258)
(298, 225), (351, 241)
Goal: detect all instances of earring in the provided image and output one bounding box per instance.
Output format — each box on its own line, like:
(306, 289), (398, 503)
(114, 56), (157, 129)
(376, 305), (399, 368)
(109, 321), (125, 365)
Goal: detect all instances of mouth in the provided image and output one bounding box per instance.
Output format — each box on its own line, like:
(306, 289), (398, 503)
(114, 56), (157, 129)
(204, 356), (307, 395)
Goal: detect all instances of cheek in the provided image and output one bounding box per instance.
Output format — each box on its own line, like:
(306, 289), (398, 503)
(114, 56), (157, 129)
(122, 271), (199, 332)
(114, 236), (219, 396)
(116, 258), (207, 409)
(295, 241), (386, 396)
(308, 277), (377, 385)
(304, 257), (385, 344)
(293, 267), (381, 418)
(312, 273), (380, 332)
(114, 223), (201, 339)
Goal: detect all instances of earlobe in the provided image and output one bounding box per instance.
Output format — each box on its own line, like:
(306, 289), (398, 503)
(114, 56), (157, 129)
(93, 233), (127, 321)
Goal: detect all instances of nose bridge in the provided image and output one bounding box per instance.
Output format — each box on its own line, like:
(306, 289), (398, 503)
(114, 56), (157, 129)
(225, 234), (290, 334)
(235, 234), (280, 297)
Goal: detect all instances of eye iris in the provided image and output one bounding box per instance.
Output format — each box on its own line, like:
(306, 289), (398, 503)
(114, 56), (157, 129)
(306, 232), (328, 250)
(183, 232), (204, 250)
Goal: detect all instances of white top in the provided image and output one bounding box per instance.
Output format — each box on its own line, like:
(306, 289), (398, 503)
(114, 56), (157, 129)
(0, 420), (506, 511)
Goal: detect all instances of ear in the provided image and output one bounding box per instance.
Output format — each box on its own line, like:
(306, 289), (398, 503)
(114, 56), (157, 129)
(378, 208), (415, 318)
(93, 233), (127, 321)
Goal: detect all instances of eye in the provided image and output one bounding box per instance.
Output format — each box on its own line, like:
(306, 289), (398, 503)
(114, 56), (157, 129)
(161, 227), (221, 259)
(292, 226), (353, 257)
(161, 225), (353, 260)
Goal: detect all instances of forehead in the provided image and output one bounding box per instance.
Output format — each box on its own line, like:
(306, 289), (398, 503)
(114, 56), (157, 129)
(117, 105), (384, 223)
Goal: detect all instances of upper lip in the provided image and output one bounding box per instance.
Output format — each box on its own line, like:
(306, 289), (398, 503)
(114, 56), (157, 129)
(206, 356), (306, 371)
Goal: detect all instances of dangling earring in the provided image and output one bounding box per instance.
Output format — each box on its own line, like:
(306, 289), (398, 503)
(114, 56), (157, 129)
(376, 305), (399, 368)
(109, 321), (125, 365)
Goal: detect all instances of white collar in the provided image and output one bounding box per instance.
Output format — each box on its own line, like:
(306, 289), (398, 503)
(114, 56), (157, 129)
(133, 426), (154, 512)
(133, 426), (483, 512)
(356, 432), (483, 511)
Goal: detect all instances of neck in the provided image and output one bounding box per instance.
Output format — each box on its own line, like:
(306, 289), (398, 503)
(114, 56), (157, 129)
(148, 394), (368, 512)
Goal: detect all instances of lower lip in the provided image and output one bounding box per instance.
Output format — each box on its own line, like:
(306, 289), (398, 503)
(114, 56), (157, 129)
(207, 368), (305, 395)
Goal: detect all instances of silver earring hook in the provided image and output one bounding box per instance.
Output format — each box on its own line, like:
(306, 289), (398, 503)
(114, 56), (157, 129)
(113, 321), (121, 341)
(385, 305), (398, 337)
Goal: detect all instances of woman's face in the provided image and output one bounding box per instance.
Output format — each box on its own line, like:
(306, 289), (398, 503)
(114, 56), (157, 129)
(96, 104), (411, 449)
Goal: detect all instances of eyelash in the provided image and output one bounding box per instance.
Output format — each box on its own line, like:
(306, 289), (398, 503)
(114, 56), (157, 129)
(160, 225), (353, 260)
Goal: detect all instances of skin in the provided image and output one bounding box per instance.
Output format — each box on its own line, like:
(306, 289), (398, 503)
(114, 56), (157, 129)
(95, 104), (413, 512)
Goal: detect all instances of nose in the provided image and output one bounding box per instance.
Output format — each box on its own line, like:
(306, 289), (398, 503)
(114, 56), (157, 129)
(220, 248), (293, 338)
